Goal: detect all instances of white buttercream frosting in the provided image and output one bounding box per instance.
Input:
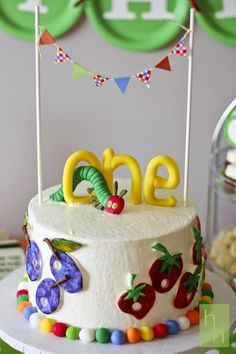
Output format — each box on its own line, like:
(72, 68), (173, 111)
(27, 179), (201, 330)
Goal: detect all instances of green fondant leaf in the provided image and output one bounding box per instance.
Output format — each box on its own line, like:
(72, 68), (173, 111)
(51, 238), (82, 253)
(152, 242), (169, 255)
(124, 283), (146, 302)
(24, 212), (28, 227)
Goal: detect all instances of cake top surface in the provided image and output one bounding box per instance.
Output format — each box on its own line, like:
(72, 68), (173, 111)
(28, 179), (197, 241)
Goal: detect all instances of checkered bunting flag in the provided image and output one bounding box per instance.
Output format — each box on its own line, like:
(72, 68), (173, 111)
(172, 39), (188, 57)
(136, 69), (152, 89)
(54, 47), (71, 63)
(93, 74), (110, 88)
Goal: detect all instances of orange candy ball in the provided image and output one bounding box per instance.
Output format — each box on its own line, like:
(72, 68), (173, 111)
(186, 310), (200, 325)
(202, 282), (212, 290)
(18, 301), (32, 314)
(126, 327), (141, 343)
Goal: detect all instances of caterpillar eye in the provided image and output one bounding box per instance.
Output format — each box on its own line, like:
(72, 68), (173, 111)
(112, 203), (118, 210)
(107, 200), (112, 208)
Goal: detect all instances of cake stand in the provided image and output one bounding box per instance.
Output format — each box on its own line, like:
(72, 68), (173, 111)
(0, 268), (235, 354)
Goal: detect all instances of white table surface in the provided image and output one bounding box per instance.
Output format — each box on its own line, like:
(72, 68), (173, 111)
(0, 267), (235, 354)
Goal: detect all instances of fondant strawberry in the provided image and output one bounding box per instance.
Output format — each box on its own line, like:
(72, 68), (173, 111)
(174, 264), (202, 309)
(118, 274), (156, 320)
(149, 243), (183, 293)
(192, 227), (204, 265)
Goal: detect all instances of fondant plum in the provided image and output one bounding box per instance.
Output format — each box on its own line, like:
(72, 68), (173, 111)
(36, 278), (60, 314)
(50, 252), (83, 293)
(26, 241), (41, 281)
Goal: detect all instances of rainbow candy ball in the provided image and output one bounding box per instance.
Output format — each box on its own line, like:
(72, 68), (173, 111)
(110, 330), (125, 345)
(17, 294), (29, 304)
(140, 326), (154, 341)
(17, 281), (28, 291)
(126, 327), (141, 343)
(166, 320), (180, 335)
(40, 318), (56, 333)
(95, 328), (110, 343)
(66, 326), (80, 340)
(29, 312), (45, 328)
(153, 323), (168, 338)
(79, 328), (95, 343)
(23, 306), (37, 321)
(177, 316), (191, 330)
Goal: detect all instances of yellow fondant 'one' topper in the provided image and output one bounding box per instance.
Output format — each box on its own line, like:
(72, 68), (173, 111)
(62, 148), (180, 207)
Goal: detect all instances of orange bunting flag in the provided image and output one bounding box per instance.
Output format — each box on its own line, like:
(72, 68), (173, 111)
(39, 29), (55, 46)
(155, 56), (171, 71)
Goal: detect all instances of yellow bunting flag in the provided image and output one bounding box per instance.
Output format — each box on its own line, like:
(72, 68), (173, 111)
(39, 29), (55, 45)
(72, 62), (89, 80)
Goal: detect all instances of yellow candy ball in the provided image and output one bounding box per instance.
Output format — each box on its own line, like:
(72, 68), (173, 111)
(40, 318), (56, 333)
(23, 273), (28, 281)
(140, 326), (154, 341)
(201, 296), (213, 304)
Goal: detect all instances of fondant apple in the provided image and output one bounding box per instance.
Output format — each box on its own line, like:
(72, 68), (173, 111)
(36, 278), (60, 314)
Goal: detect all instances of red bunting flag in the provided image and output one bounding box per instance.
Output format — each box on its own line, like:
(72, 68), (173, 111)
(55, 47), (71, 63)
(136, 69), (152, 89)
(93, 74), (109, 88)
(172, 40), (188, 57)
(39, 29), (55, 45)
(155, 56), (171, 71)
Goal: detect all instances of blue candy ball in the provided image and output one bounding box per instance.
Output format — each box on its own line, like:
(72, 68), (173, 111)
(23, 306), (37, 321)
(166, 320), (180, 335)
(111, 330), (125, 345)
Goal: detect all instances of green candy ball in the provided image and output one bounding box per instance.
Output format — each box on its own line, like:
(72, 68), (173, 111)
(202, 288), (214, 298)
(66, 326), (80, 340)
(95, 328), (110, 343)
(17, 294), (29, 304)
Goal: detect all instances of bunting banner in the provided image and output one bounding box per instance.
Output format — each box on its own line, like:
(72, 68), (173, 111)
(39, 26), (190, 94)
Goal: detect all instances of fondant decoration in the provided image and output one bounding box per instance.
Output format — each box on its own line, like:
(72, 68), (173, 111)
(111, 330), (126, 345)
(174, 265), (202, 309)
(144, 155), (180, 206)
(51, 238), (82, 253)
(186, 310), (200, 325)
(66, 326), (80, 340)
(196, 215), (201, 233)
(95, 327), (110, 343)
(50, 252), (83, 293)
(155, 56), (171, 71)
(36, 278), (60, 314)
(39, 29), (55, 45)
(51, 165), (127, 214)
(18, 301), (32, 314)
(16, 289), (28, 298)
(52, 322), (68, 337)
(126, 327), (141, 344)
(140, 326), (154, 341)
(40, 318), (56, 333)
(118, 274), (155, 320)
(17, 281), (28, 291)
(29, 312), (45, 328)
(136, 69), (152, 89)
(23, 305), (37, 321)
(202, 282), (212, 290)
(172, 39), (188, 57)
(153, 323), (168, 338)
(200, 296), (213, 304)
(177, 316), (191, 330)
(192, 227), (204, 265)
(149, 243), (183, 293)
(93, 74), (109, 88)
(202, 288), (214, 298)
(114, 77), (131, 95)
(54, 47), (71, 64)
(79, 328), (95, 343)
(26, 240), (41, 281)
(72, 62), (89, 80)
(166, 320), (180, 335)
(17, 294), (29, 304)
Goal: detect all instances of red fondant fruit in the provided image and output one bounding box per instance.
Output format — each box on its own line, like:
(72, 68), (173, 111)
(174, 265), (202, 309)
(118, 274), (155, 320)
(16, 289), (28, 298)
(149, 243), (183, 293)
(153, 323), (168, 338)
(52, 322), (68, 337)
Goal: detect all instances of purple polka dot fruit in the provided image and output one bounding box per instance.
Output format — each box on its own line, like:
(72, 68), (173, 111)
(26, 241), (41, 281)
(36, 278), (60, 314)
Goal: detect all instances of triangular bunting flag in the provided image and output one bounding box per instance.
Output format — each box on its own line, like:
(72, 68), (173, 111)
(39, 29), (55, 45)
(136, 69), (151, 89)
(172, 40), (188, 57)
(114, 77), (131, 94)
(72, 62), (89, 80)
(93, 74), (109, 88)
(155, 56), (171, 71)
(55, 47), (71, 63)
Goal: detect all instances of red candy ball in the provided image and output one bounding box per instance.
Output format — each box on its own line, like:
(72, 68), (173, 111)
(52, 323), (68, 337)
(153, 324), (168, 338)
(16, 289), (28, 298)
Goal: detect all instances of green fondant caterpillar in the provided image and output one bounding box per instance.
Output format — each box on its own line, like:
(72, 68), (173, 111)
(50, 166), (127, 214)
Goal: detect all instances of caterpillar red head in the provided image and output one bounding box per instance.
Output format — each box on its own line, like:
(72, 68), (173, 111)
(105, 181), (127, 215)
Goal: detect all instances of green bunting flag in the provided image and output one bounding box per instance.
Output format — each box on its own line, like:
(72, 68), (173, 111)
(72, 62), (89, 80)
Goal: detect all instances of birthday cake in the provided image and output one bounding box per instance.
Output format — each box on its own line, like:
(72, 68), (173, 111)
(16, 148), (213, 344)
